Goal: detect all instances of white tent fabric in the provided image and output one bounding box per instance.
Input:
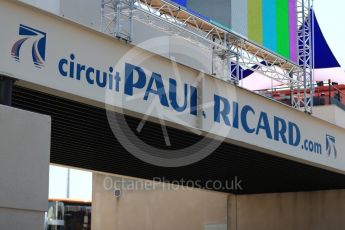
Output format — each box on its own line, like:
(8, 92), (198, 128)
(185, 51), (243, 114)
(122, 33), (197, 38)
(240, 72), (281, 91)
(240, 68), (345, 91)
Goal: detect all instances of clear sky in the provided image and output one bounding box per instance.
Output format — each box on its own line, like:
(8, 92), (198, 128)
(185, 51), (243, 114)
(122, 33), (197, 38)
(314, 0), (345, 67)
(49, 165), (92, 201)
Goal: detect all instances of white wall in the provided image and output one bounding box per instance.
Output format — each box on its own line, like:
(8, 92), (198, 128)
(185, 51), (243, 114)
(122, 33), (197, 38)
(313, 105), (345, 129)
(0, 104), (51, 230)
(60, 0), (100, 30)
(19, 0), (60, 14)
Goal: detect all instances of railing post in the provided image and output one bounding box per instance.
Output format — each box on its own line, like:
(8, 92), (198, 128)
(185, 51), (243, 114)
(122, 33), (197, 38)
(328, 79), (331, 105)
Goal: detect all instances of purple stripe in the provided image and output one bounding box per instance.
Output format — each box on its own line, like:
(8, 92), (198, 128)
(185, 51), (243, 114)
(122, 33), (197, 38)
(289, 0), (297, 63)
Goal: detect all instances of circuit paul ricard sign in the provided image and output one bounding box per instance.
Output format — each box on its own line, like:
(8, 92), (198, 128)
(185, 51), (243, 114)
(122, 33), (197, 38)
(0, 0), (343, 170)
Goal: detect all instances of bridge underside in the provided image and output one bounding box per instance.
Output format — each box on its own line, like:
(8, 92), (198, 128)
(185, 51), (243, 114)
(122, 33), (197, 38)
(12, 85), (345, 194)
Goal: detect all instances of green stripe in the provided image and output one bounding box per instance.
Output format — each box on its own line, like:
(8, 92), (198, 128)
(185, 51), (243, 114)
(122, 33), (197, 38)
(276, 0), (290, 58)
(248, 0), (263, 45)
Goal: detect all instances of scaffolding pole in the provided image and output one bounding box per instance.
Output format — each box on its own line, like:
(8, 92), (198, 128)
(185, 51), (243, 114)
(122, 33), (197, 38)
(101, 0), (134, 42)
(297, 0), (314, 113)
(101, 0), (313, 112)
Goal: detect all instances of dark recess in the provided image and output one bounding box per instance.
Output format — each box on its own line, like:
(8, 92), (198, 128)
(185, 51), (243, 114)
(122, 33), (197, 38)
(12, 85), (345, 194)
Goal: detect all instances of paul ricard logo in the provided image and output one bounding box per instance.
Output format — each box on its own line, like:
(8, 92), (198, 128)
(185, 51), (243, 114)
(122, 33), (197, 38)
(326, 134), (337, 158)
(104, 36), (233, 168)
(11, 24), (47, 68)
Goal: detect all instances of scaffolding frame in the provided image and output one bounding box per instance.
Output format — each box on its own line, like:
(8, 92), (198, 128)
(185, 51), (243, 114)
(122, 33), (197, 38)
(101, 0), (134, 42)
(297, 0), (314, 113)
(101, 0), (313, 113)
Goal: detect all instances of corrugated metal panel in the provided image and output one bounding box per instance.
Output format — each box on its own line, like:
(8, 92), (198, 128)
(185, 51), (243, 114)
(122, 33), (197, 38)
(12, 85), (345, 194)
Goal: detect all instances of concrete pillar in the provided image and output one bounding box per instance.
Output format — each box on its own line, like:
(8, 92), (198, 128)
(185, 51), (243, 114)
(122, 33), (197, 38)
(227, 195), (237, 230)
(0, 105), (51, 230)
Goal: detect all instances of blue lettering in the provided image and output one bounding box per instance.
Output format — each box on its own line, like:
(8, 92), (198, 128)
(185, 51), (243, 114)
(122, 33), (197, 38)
(76, 64), (85, 81)
(144, 72), (169, 107)
(214, 95), (231, 126)
(114, 72), (121, 92)
(190, 86), (198, 116)
(169, 79), (188, 112)
(58, 59), (68, 77)
(232, 102), (239, 129)
(108, 67), (114, 90)
(86, 67), (95, 84)
(288, 122), (301, 146)
(124, 63), (146, 96)
(256, 112), (272, 139)
(69, 54), (75, 78)
(274, 116), (287, 144)
(96, 70), (107, 88)
(241, 105), (255, 133)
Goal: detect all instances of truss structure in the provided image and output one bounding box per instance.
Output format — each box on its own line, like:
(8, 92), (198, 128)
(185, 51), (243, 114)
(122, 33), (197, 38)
(297, 0), (314, 113)
(101, 0), (134, 41)
(101, 0), (313, 113)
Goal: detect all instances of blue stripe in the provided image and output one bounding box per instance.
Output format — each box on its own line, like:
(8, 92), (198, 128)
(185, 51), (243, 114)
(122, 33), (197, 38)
(262, 0), (277, 52)
(169, 0), (187, 7)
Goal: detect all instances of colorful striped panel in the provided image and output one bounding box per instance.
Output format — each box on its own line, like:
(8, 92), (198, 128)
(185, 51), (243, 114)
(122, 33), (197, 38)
(276, 0), (290, 58)
(263, 0), (277, 51)
(289, 0), (298, 62)
(248, 0), (263, 45)
(171, 0), (297, 62)
(231, 0), (248, 37)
